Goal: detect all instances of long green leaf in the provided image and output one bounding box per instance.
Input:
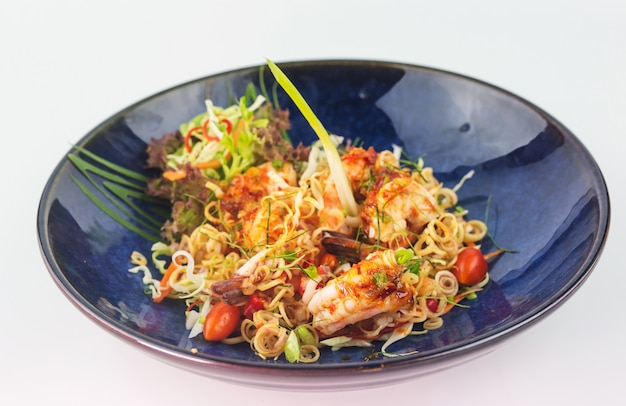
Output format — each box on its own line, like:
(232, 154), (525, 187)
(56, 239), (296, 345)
(266, 59), (359, 217)
(71, 176), (162, 242)
(68, 148), (170, 242)
(68, 154), (145, 191)
(71, 155), (165, 231)
(72, 145), (152, 182)
(104, 181), (169, 228)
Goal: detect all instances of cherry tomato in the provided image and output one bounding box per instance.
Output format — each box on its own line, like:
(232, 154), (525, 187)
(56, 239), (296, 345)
(203, 301), (241, 341)
(452, 247), (488, 286)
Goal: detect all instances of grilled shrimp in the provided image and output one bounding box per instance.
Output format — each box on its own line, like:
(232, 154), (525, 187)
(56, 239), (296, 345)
(219, 162), (299, 247)
(341, 146), (377, 194)
(328, 146), (441, 249)
(307, 249), (415, 336)
(362, 174), (440, 248)
(219, 161), (297, 220)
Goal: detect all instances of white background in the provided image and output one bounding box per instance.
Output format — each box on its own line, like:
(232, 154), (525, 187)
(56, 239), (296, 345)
(2, 1), (623, 404)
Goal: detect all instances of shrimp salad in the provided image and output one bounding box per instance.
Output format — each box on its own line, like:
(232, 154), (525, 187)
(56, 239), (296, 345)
(129, 64), (494, 363)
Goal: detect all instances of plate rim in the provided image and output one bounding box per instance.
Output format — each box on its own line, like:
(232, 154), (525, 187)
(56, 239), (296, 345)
(36, 58), (612, 380)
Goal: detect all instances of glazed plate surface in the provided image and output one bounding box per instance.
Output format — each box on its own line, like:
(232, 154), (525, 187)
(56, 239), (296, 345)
(37, 60), (610, 390)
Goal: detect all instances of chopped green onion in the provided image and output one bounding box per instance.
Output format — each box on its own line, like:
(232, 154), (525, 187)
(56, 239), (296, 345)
(271, 159), (284, 170)
(373, 271), (387, 287)
(395, 248), (413, 265)
(280, 250), (298, 262)
(284, 329), (301, 363)
(407, 261), (421, 275)
(294, 325), (316, 346)
(301, 264), (319, 280)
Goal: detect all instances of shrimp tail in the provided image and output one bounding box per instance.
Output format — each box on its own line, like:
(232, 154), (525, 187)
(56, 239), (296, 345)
(209, 277), (249, 305)
(320, 230), (375, 262)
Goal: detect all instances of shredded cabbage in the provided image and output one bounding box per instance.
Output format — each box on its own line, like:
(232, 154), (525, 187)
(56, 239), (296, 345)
(320, 336), (373, 350)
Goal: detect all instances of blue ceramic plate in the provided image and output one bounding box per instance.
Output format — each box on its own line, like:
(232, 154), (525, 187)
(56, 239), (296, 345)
(38, 60), (610, 390)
